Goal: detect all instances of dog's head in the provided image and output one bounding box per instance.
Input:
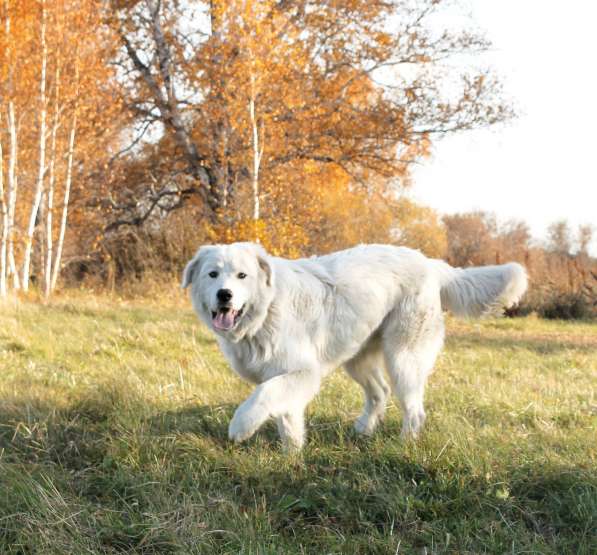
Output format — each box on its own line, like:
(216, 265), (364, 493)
(182, 242), (274, 340)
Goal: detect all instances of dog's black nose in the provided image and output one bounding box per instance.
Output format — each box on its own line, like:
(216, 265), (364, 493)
(217, 288), (233, 303)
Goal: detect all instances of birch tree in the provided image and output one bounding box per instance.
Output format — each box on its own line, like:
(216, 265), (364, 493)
(0, 0), (26, 294)
(43, 65), (61, 298)
(20, 0), (48, 292)
(0, 116), (5, 297)
(249, 73), (263, 222)
(0, 0), (120, 296)
(50, 101), (77, 294)
(6, 103), (19, 291)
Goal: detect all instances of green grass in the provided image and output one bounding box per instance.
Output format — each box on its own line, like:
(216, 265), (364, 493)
(1, 291), (595, 554)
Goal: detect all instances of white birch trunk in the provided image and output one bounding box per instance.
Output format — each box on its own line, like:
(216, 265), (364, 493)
(0, 5), (6, 297)
(249, 72), (263, 222)
(0, 128), (7, 297)
(7, 102), (19, 290)
(4, 2), (19, 292)
(8, 248), (19, 290)
(22, 0), (48, 292)
(44, 67), (61, 299)
(51, 110), (77, 293)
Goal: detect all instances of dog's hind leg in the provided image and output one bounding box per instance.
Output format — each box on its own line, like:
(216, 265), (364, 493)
(345, 344), (390, 436)
(382, 294), (444, 439)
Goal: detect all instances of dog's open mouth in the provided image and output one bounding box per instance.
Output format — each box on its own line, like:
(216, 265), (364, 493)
(211, 306), (244, 331)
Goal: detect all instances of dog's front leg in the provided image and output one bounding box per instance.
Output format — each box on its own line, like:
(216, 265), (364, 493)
(228, 369), (321, 451)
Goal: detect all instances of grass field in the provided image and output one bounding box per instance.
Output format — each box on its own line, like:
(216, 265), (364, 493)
(1, 290), (596, 554)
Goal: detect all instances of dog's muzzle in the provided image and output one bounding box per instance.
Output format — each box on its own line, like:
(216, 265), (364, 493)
(211, 305), (244, 331)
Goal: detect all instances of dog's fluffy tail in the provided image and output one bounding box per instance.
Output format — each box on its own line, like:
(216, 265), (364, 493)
(432, 260), (528, 317)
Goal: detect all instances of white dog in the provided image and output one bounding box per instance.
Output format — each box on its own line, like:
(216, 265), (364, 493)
(182, 242), (527, 451)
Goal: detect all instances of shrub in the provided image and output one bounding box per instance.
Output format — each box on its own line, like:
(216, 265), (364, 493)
(539, 292), (596, 320)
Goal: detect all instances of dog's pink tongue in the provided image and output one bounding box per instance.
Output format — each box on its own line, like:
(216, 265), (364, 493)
(213, 310), (236, 330)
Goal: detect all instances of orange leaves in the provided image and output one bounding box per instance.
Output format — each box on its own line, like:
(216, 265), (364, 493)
(0, 0), (124, 294)
(102, 0), (511, 269)
(216, 218), (308, 258)
(390, 198), (447, 258)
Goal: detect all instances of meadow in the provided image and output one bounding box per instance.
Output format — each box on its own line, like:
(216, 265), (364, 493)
(0, 289), (595, 554)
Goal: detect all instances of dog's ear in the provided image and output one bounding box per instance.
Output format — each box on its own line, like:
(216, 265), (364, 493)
(181, 254), (200, 289)
(249, 243), (272, 287)
(181, 246), (214, 289)
(257, 255), (272, 287)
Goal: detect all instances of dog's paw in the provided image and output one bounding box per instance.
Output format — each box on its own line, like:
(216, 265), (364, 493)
(354, 413), (379, 436)
(354, 415), (373, 436)
(400, 410), (426, 440)
(228, 401), (270, 443)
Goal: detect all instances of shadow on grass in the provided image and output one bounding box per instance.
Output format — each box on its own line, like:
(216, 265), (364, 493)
(147, 403), (398, 452)
(0, 400), (108, 471)
(149, 403), (236, 445)
(0, 391), (595, 553)
(146, 406), (597, 552)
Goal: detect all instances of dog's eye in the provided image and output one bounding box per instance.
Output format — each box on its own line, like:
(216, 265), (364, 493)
(237, 272), (247, 279)
(208, 271), (218, 278)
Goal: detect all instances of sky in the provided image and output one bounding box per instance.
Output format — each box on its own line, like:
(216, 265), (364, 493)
(410, 0), (597, 254)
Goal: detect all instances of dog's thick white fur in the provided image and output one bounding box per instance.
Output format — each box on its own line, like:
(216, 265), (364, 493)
(182, 242), (527, 451)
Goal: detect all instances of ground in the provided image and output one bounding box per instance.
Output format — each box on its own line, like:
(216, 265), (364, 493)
(0, 289), (595, 554)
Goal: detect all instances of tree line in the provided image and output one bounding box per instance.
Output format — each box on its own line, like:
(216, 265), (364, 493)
(444, 214), (596, 319)
(1, 1), (594, 317)
(0, 0), (121, 297)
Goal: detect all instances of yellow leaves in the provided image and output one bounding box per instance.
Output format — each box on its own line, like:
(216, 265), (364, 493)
(374, 31), (393, 47)
(1, 0), (124, 256)
(103, 0), (500, 267)
(215, 218), (308, 258)
(390, 198), (447, 258)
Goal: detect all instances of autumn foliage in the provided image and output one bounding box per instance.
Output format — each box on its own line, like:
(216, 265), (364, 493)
(0, 0), (122, 296)
(102, 0), (509, 258)
(2, 0), (593, 318)
(444, 213), (596, 319)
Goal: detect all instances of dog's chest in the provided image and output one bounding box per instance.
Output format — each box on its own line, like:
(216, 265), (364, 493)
(219, 338), (281, 384)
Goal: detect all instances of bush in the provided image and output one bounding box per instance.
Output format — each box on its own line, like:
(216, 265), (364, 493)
(539, 293), (596, 320)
